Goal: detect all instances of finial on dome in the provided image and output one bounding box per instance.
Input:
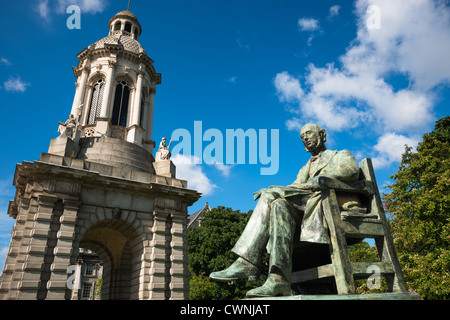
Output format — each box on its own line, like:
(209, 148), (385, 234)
(127, 0), (131, 11)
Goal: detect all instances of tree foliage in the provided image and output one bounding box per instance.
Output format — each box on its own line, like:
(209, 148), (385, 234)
(383, 116), (450, 300)
(348, 241), (389, 294)
(187, 206), (268, 300)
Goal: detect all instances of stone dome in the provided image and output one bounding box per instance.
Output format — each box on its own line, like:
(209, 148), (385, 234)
(92, 34), (146, 55)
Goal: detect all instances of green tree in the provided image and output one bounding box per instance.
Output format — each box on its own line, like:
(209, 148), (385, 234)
(188, 206), (268, 300)
(383, 116), (450, 300)
(94, 277), (103, 300)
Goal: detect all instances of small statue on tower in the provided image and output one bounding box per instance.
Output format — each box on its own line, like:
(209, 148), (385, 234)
(155, 137), (172, 161)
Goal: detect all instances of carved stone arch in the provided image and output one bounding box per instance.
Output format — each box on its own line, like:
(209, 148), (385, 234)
(87, 71), (107, 87)
(77, 217), (146, 300)
(114, 73), (135, 89)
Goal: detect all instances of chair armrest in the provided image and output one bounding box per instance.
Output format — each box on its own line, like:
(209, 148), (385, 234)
(317, 176), (374, 195)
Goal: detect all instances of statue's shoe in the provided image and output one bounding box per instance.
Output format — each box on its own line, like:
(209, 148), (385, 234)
(246, 274), (292, 298)
(209, 258), (259, 282)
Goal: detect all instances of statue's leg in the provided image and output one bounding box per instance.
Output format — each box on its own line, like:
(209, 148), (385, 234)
(210, 190), (278, 282)
(268, 198), (300, 281)
(232, 190), (278, 265)
(246, 198), (300, 297)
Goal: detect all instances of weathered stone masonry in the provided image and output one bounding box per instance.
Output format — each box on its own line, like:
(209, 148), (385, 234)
(0, 10), (200, 300)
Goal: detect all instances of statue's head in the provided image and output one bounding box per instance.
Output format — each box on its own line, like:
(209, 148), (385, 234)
(300, 124), (327, 153)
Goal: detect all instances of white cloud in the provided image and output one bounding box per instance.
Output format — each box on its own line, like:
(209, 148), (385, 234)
(56, 0), (107, 14)
(274, 72), (303, 103)
(227, 76), (237, 84)
(37, 0), (50, 21)
(350, 0), (450, 91)
(298, 18), (320, 31)
(3, 76), (30, 93)
(372, 133), (419, 168)
(36, 0), (107, 21)
(298, 18), (321, 46)
(275, 0), (450, 167)
(210, 160), (234, 178)
(172, 154), (217, 196)
(285, 118), (304, 132)
(0, 57), (11, 66)
(328, 5), (340, 19)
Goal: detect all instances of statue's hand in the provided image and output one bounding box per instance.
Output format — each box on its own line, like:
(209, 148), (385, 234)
(287, 183), (313, 190)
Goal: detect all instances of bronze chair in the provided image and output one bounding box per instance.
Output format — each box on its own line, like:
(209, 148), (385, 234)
(291, 158), (409, 295)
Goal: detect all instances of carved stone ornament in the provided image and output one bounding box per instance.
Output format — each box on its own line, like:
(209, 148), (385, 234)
(58, 114), (78, 139)
(113, 207), (121, 219)
(155, 137), (172, 161)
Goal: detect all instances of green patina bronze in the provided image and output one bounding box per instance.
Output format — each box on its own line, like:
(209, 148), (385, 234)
(210, 124), (360, 297)
(210, 123), (421, 300)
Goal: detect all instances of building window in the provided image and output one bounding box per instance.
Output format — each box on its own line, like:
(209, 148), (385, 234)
(111, 80), (130, 127)
(85, 264), (95, 276)
(125, 22), (132, 33)
(88, 79), (105, 125)
(114, 21), (121, 31)
(82, 283), (92, 299)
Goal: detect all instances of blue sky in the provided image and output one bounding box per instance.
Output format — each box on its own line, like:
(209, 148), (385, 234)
(0, 0), (449, 273)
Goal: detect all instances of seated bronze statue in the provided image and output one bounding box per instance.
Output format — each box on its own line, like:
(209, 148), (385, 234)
(210, 123), (360, 297)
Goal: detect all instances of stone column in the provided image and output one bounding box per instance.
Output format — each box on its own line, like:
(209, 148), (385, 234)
(142, 87), (156, 154)
(127, 70), (145, 144)
(17, 195), (58, 300)
(146, 87), (156, 142)
(132, 71), (144, 126)
(100, 60), (116, 119)
(80, 84), (94, 126)
(169, 212), (189, 300)
(71, 64), (89, 116)
(148, 208), (170, 300)
(0, 199), (32, 300)
(46, 199), (80, 300)
(96, 60), (116, 136)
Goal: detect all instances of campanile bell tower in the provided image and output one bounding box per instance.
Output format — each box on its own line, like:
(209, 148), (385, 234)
(70, 10), (159, 154)
(0, 10), (200, 300)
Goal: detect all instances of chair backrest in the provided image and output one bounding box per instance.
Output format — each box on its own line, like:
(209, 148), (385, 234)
(358, 158), (385, 220)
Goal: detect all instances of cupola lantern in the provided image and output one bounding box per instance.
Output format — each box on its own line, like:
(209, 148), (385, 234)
(69, 10), (160, 154)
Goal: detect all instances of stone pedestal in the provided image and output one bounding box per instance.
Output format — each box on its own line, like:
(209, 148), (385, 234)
(153, 160), (176, 178)
(0, 145), (199, 300)
(48, 136), (80, 158)
(245, 291), (422, 300)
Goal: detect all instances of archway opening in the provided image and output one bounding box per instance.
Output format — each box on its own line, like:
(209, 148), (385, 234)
(72, 248), (103, 300)
(79, 219), (141, 300)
